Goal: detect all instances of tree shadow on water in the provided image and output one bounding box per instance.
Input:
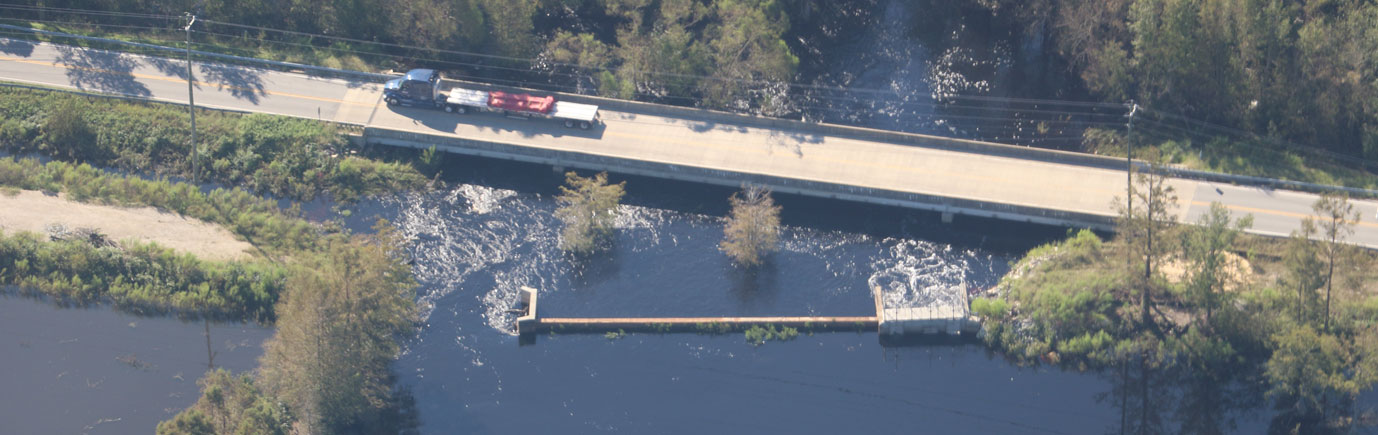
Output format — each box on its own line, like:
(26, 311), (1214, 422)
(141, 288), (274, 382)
(54, 45), (149, 97)
(727, 261), (779, 308)
(567, 247), (621, 291)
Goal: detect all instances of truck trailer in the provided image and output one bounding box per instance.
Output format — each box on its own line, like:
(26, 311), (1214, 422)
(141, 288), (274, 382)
(384, 69), (601, 129)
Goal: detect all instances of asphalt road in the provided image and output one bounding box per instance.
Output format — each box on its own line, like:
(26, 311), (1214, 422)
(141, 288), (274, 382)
(3, 38), (1376, 248)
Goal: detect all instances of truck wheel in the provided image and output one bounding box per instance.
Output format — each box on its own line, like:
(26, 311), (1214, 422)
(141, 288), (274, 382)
(457, 106), (467, 114)
(564, 120), (574, 128)
(444, 105), (455, 113)
(579, 121), (591, 130)
(386, 97), (398, 106)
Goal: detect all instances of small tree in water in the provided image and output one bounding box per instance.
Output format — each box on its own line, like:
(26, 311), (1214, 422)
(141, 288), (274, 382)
(720, 185), (781, 266)
(555, 171), (625, 254)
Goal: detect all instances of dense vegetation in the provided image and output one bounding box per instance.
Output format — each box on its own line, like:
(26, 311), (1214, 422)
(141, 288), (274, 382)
(0, 228), (285, 321)
(955, 0), (1377, 164)
(159, 225), (418, 434)
(0, 87), (425, 203)
(974, 171), (1378, 432)
(8, 0), (806, 113)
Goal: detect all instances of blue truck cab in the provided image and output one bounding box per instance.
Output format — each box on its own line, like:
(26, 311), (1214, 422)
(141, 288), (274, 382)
(383, 69), (442, 108)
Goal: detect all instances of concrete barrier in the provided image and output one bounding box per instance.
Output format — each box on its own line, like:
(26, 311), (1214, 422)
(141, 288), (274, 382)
(364, 126), (1120, 231)
(440, 78), (1378, 199)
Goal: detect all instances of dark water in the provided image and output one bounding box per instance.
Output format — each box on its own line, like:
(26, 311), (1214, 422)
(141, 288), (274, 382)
(0, 294), (271, 434)
(333, 154), (1300, 434)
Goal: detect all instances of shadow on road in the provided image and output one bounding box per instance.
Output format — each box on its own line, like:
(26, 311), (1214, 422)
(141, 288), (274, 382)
(198, 63), (267, 104)
(54, 45), (149, 96)
(146, 56), (268, 104)
(145, 55), (189, 80)
(0, 37), (35, 57)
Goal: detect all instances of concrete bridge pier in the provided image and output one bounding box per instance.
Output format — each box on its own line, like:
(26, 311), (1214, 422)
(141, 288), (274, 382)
(941, 211), (955, 224)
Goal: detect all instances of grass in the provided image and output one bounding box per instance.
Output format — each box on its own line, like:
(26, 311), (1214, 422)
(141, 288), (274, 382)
(1086, 129), (1378, 192)
(0, 86), (427, 203)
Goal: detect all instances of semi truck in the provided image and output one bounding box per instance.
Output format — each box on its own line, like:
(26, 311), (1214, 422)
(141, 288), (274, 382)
(383, 69), (601, 129)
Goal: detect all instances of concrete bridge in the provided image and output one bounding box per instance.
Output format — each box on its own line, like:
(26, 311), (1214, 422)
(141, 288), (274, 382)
(3, 37), (1378, 247)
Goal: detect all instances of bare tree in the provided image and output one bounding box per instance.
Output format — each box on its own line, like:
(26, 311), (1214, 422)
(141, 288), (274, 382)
(720, 185), (781, 267)
(554, 171), (625, 254)
(1311, 193), (1359, 331)
(1113, 166), (1179, 328)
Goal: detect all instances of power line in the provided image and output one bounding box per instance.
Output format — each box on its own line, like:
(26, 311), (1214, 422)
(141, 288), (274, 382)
(1, 6), (1358, 163)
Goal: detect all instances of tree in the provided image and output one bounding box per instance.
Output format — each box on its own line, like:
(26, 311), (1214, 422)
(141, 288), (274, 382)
(1265, 325), (1358, 431)
(258, 222), (417, 433)
(156, 409), (215, 435)
(160, 369), (291, 435)
(720, 185), (781, 266)
(1311, 193), (1358, 331)
(554, 171), (625, 254)
(1284, 218), (1326, 325)
(1113, 165), (1178, 327)
(1180, 201), (1251, 325)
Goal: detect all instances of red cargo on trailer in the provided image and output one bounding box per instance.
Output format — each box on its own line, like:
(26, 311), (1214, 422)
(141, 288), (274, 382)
(488, 91), (555, 114)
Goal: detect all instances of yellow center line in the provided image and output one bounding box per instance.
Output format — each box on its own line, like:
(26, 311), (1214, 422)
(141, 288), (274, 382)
(1192, 200), (1378, 228)
(0, 55), (376, 107)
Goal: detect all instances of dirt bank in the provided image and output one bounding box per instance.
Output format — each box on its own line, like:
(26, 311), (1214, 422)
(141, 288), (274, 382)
(0, 189), (253, 261)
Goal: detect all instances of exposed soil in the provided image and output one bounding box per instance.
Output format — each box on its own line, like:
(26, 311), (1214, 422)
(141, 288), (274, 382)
(0, 189), (253, 261)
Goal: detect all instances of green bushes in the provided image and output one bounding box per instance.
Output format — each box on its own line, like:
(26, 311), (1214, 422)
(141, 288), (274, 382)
(0, 157), (322, 257)
(0, 87), (425, 203)
(0, 230), (286, 321)
(744, 324), (799, 346)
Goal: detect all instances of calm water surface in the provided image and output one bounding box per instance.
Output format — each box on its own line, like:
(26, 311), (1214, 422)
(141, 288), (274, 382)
(0, 295), (271, 434)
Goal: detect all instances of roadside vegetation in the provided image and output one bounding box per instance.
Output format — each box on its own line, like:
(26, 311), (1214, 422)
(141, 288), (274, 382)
(0, 86), (426, 203)
(973, 167), (1378, 432)
(937, 0), (1378, 189)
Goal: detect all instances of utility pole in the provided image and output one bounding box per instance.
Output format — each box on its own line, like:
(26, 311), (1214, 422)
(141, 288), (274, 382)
(185, 13), (198, 183)
(1126, 101), (1137, 217)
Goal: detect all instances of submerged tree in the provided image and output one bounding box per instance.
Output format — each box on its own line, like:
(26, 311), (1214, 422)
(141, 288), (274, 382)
(1113, 165), (1179, 328)
(720, 185), (781, 267)
(1180, 201), (1252, 325)
(1311, 193), (1359, 332)
(554, 171), (625, 254)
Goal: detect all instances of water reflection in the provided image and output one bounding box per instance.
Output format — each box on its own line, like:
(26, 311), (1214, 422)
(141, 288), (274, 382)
(0, 294), (270, 434)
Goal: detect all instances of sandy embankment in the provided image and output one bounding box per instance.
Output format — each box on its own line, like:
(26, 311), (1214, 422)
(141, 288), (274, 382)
(0, 189), (253, 261)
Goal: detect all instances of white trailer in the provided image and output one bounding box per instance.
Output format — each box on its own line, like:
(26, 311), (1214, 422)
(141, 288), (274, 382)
(441, 88), (601, 129)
